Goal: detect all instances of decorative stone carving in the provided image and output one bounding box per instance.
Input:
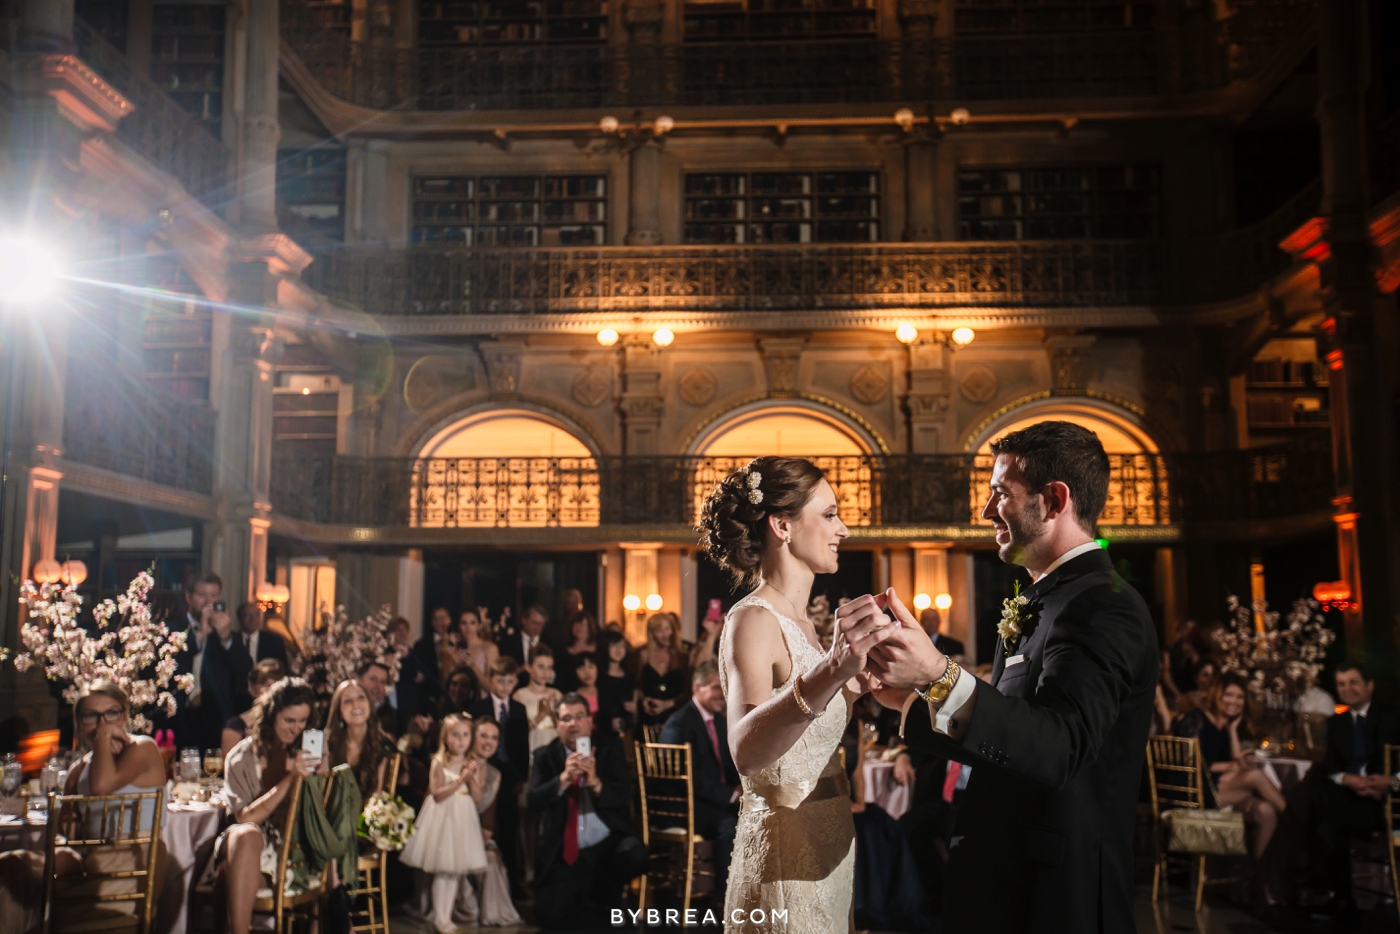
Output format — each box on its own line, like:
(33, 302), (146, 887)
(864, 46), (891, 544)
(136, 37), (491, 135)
(479, 342), (523, 398)
(404, 354), (473, 414)
(1142, 361), (1179, 403)
(1045, 335), (1096, 395)
(958, 365), (999, 404)
(571, 367), (612, 408)
(760, 338), (806, 398)
(849, 364), (891, 405)
(677, 367), (718, 406)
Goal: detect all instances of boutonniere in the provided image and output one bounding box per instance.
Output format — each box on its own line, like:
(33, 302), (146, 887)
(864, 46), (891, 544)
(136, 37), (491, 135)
(998, 581), (1032, 656)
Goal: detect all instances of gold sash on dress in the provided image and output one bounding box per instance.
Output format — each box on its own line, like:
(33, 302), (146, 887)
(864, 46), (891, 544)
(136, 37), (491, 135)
(739, 751), (849, 814)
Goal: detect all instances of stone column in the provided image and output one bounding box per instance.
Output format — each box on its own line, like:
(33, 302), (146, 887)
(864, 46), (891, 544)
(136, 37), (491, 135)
(625, 141), (664, 246)
(903, 132), (937, 241)
(619, 337), (664, 454)
(239, 0), (281, 233)
(905, 339), (951, 452)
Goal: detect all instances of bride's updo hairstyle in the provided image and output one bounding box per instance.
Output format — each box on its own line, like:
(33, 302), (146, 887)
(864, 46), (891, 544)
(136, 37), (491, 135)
(698, 456), (826, 587)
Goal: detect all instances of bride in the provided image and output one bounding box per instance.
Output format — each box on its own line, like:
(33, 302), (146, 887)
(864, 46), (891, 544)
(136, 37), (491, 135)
(698, 456), (894, 932)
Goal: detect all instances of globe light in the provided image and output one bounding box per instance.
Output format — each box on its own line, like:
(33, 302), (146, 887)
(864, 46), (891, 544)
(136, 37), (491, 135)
(60, 560), (88, 587)
(951, 327), (976, 347)
(623, 594), (641, 612)
(256, 582), (277, 603)
(272, 584), (290, 604)
(934, 593), (953, 612)
(653, 115), (675, 135)
(950, 107), (971, 126)
(893, 108), (915, 131)
(32, 558), (62, 584)
(652, 327), (674, 348)
(912, 593), (932, 611)
(597, 327), (619, 347)
(895, 322), (918, 344)
(0, 235), (61, 305)
(645, 593), (663, 612)
(599, 115), (620, 134)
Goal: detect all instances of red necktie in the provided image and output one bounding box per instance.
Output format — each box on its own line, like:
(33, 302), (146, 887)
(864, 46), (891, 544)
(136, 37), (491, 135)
(705, 717), (725, 783)
(942, 761), (961, 804)
(563, 784), (580, 865)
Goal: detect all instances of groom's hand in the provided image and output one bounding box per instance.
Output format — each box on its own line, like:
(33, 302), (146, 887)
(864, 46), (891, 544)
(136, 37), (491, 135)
(866, 589), (948, 690)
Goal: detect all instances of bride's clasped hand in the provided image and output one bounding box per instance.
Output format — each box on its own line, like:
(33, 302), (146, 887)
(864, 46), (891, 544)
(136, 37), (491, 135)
(835, 588), (951, 707)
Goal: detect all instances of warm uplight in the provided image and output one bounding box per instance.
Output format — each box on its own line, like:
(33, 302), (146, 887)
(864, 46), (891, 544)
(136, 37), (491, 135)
(934, 593), (953, 612)
(950, 107), (971, 126)
(652, 327), (674, 347)
(597, 327), (619, 347)
(895, 322), (918, 344)
(645, 593), (664, 612)
(653, 115), (675, 135)
(302, 387), (311, 395)
(623, 594), (641, 612)
(951, 327), (976, 347)
(912, 593), (932, 611)
(60, 560), (88, 587)
(32, 559), (62, 584)
(0, 235), (62, 305)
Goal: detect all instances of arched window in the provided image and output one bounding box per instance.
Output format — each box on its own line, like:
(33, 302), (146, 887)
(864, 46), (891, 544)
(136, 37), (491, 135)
(412, 410), (598, 528)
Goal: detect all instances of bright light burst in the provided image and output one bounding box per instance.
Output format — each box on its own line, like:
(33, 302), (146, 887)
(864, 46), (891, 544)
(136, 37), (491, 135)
(0, 235), (62, 304)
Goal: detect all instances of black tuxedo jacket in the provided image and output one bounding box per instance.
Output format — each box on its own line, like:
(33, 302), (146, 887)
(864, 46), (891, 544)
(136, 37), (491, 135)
(411, 633), (440, 674)
(527, 734), (637, 872)
(468, 696), (530, 773)
(659, 700), (738, 815)
(901, 548), (1158, 933)
(1323, 701), (1400, 779)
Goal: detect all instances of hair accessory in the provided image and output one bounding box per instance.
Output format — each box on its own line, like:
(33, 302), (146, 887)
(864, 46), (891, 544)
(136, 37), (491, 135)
(746, 470), (764, 504)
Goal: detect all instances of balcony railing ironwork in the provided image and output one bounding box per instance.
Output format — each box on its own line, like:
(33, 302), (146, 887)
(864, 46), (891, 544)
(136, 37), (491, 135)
(281, 0), (1314, 112)
(74, 20), (231, 205)
(270, 440), (1333, 531)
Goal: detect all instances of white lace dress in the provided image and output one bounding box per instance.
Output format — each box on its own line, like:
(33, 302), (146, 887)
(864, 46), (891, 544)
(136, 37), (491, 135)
(719, 595), (855, 933)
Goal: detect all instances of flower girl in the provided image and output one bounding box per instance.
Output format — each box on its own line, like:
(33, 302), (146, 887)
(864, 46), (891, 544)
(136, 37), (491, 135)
(401, 714), (489, 934)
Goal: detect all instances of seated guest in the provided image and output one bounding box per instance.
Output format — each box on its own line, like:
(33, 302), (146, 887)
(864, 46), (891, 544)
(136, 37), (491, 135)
(556, 611), (600, 692)
(917, 606), (963, 657)
(638, 614), (687, 732)
(467, 717), (523, 925)
(1176, 659), (1217, 715)
(1313, 662), (1400, 915)
(1173, 673), (1287, 860)
(326, 679), (395, 799)
(659, 661), (739, 904)
(468, 657), (530, 897)
(598, 630), (639, 736)
(448, 610), (499, 689)
(441, 665), (482, 716)
(528, 694), (648, 929)
(572, 654), (602, 715)
(359, 660), (403, 738)
(223, 658), (286, 755)
(219, 678), (322, 934)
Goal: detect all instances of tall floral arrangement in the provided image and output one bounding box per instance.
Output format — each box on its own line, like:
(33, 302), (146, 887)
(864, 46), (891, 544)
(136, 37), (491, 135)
(9, 572), (192, 732)
(293, 604), (406, 697)
(1213, 595), (1336, 706)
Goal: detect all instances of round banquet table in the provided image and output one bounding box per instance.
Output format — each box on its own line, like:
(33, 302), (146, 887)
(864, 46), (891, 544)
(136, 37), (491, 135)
(862, 759), (912, 820)
(0, 798), (226, 934)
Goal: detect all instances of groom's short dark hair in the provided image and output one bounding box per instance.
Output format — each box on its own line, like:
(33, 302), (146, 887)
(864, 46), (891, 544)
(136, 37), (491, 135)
(989, 421), (1110, 533)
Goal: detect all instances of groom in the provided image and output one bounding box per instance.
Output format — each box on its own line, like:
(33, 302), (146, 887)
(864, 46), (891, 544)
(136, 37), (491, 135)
(840, 421), (1158, 932)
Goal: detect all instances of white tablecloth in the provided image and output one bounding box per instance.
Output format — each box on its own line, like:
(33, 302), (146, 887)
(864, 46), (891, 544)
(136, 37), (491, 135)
(1262, 756), (1314, 791)
(862, 759), (912, 820)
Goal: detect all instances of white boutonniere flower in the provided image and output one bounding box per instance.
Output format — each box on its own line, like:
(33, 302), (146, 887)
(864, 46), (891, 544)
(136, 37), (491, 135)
(998, 581), (1032, 656)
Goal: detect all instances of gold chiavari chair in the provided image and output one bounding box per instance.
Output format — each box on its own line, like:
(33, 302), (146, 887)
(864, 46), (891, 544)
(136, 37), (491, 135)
(42, 788), (165, 934)
(636, 742), (715, 921)
(1145, 735), (1244, 910)
(349, 752), (400, 934)
(641, 723), (663, 745)
(251, 774), (330, 934)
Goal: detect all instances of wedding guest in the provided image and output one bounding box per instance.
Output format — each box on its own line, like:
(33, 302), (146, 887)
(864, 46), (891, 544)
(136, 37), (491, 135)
(390, 615), (441, 725)
(500, 604), (551, 691)
(467, 657), (529, 899)
(659, 661), (739, 905)
(441, 665), (483, 716)
(1176, 658), (1217, 715)
(218, 678), (322, 934)
(359, 660), (403, 738)
(1172, 673), (1287, 860)
(448, 610), (498, 688)
(528, 695), (647, 928)
(598, 630), (639, 736)
(638, 613), (687, 732)
(514, 645), (563, 759)
(325, 679), (395, 799)
(414, 607), (453, 674)
(572, 654), (601, 715)
(401, 714), (489, 934)
(222, 658), (286, 756)
(466, 717), (522, 925)
(169, 573), (223, 748)
(1312, 662), (1400, 916)
(1164, 619), (1204, 700)
(236, 602), (289, 669)
(689, 600), (723, 671)
(547, 589), (587, 653)
(918, 607), (964, 657)
(555, 611), (600, 692)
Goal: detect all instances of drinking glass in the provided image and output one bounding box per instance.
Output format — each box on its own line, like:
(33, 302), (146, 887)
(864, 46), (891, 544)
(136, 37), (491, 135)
(40, 758), (60, 795)
(1, 754), (21, 796)
(203, 749), (223, 781)
(180, 748), (202, 783)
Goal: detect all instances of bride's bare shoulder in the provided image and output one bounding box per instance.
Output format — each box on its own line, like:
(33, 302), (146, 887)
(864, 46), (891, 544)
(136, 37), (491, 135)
(721, 602), (785, 662)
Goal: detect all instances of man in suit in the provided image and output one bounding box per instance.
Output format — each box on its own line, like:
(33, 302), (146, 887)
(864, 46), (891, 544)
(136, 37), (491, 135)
(469, 656), (531, 897)
(1313, 662), (1400, 915)
(660, 660), (740, 905)
(359, 660), (403, 738)
(388, 616), (441, 725)
(230, 603), (288, 711)
(919, 607), (964, 658)
(529, 693), (647, 928)
(843, 421), (1158, 933)
(412, 607), (452, 676)
(170, 573), (242, 749)
(500, 605), (550, 691)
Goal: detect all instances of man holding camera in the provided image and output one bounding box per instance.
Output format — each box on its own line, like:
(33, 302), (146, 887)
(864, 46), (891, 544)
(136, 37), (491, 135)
(172, 573), (243, 749)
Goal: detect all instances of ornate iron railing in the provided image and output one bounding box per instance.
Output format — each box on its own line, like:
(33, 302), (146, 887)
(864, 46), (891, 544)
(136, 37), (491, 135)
(64, 370), (216, 495)
(270, 441), (1332, 530)
(281, 0), (1314, 112)
(73, 20), (231, 205)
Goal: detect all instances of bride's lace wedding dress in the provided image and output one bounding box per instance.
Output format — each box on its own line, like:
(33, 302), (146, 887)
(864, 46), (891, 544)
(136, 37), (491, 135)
(719, 595), (854, 933)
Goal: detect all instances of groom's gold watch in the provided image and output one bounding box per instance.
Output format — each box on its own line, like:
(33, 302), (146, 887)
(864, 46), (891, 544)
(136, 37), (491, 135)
(917, 658), (961, 705)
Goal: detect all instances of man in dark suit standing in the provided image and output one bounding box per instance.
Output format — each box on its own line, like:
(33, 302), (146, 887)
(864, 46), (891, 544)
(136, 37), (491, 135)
(1313, 662), (1400, 916)
(230, 603), (288, 711)
(919, 607), (964, 658)
(529, 694), (647, 928)
(499, 604), (550, 687)
(168, 573), (223, 747)
(412, 607), (452, 676)
(660, 660), (740, 905)
(843, 421), (1158, 933)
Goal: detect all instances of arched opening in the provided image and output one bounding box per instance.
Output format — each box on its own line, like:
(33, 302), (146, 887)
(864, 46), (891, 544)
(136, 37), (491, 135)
(689, 403), (878, 525)
(970, 399), (1169, 526)
(412, 409), (598, 528)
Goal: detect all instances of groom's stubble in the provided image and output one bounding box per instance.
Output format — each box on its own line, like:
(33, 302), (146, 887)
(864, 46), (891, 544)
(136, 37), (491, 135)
(997, 495), (1047, 567)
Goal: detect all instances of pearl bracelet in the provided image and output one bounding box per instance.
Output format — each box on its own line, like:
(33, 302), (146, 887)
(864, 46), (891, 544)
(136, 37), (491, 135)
(792, 674), (818, 720)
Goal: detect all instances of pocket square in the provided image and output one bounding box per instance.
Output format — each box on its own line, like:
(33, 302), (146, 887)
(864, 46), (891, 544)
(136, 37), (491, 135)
(1005, 654), (1027, 667)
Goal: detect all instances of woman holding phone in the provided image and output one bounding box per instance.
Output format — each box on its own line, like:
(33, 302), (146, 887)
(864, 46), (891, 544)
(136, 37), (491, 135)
(217, 677), (323, 934)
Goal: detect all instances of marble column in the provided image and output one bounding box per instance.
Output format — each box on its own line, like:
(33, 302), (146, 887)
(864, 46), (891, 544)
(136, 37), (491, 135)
(625, 141), (664, 246)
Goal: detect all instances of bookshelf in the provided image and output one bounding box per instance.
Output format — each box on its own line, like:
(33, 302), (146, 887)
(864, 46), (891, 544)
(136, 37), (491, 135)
(143, 264), (212, 403)
(300, 0), (355, 38)
(684, 0), (877, 41)
(953, 0), (1156, 34)
(149, 0), (226, 137)
(419, 0), (608, 47)
(957, 165), (1160, 240)
(278, 147), (348, 244)
(1245, 346), (1330, 435)
(411, 174), (607, 246)
(274, 372), (343, 457)
(684, 171), (880, 244)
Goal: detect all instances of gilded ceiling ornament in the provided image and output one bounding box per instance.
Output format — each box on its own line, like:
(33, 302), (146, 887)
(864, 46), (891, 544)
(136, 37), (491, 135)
(571, 367), (612, 408)
(849, 364), (891, 405)
(677, 367), (718, 406)
(958, 365), (999, 405)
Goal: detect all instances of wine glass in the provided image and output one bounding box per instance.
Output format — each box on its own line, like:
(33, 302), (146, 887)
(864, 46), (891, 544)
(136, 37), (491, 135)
(1, 754), (21, 797)
(203, 749), (223, 782)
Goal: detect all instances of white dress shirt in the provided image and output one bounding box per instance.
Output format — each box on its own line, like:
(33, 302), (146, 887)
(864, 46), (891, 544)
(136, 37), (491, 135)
(900, 541), (1104, 740)
(243, 630), (260, 663)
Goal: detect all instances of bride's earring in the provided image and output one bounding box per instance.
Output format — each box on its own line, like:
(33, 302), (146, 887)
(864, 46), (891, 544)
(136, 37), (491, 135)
(784, 535), (792, 546)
